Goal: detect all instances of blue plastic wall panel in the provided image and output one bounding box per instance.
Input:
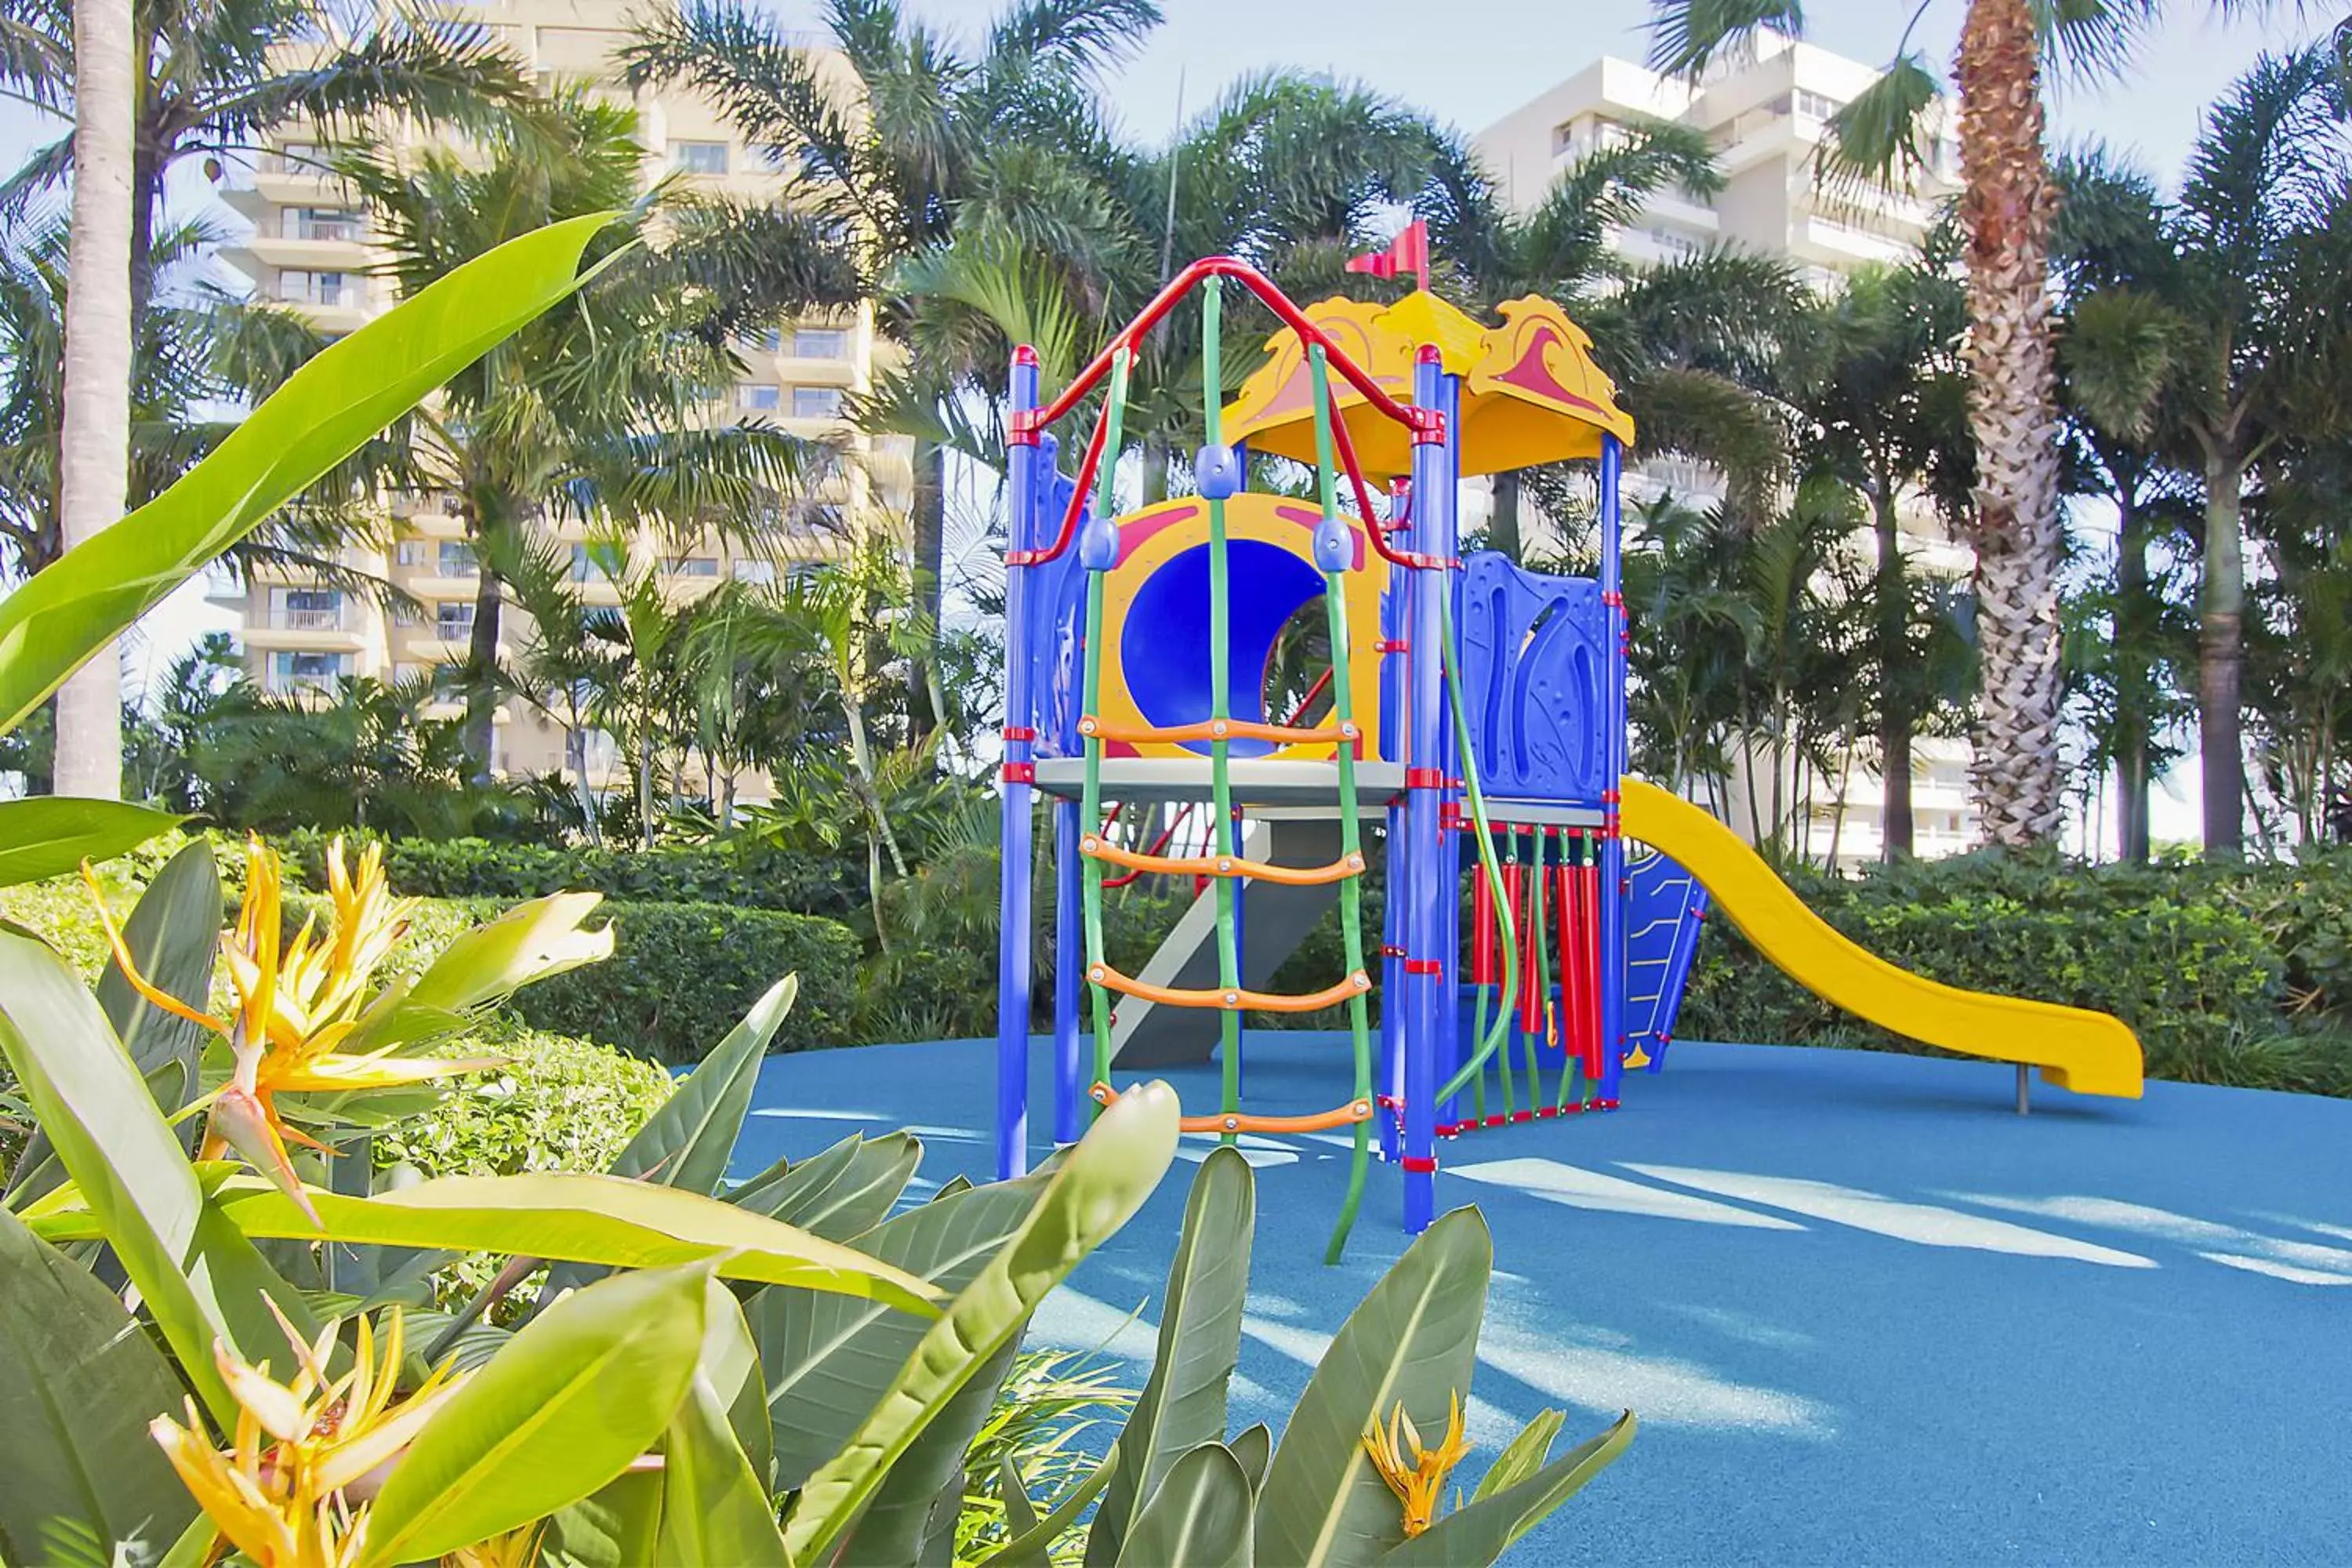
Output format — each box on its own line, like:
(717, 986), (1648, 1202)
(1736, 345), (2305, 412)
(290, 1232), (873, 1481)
(1027, 467), (1088, 759)
(1624, 848), (1710, 1069)
(1457, 552), (1610, 805)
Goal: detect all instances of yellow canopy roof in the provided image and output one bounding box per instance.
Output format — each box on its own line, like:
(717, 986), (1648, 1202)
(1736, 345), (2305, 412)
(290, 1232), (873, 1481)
(1221, 290), (1635, 479)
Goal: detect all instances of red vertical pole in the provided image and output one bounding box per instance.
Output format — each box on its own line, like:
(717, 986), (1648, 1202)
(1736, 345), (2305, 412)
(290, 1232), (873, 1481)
(1578, 839), (1604, 1081)
(1501, 847), (1526, 1029)
(1555, 840), (1581, 1074)
(1515, 831), (1544, 1036)
(1472, 848), (1497, 987)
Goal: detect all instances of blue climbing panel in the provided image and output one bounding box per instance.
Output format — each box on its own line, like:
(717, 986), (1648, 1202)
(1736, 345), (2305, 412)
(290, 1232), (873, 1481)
(1456, 552), (1610, 806)
(1624, 848), (1708, 1070)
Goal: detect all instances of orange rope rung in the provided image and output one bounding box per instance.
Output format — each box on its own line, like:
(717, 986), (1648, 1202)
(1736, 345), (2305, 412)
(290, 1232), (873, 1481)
(1081, 834), (1363, 887)
(1085, 963), (1370, 1013)
(1091, 1081), (1375, 1134)
(1080, 714), (1359, 749)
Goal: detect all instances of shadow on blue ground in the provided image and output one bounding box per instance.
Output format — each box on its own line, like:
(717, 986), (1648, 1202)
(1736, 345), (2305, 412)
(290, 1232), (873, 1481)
(742, 1033), (2352, 1566)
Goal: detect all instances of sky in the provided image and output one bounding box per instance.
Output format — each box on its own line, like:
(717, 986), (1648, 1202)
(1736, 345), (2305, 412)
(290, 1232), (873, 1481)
(5, 0), (2328, 839)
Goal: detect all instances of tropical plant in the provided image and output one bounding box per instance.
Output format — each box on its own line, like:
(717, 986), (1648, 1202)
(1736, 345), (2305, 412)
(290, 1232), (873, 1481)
(1776, 259), (1973, 857)
(622, 0), (1164, 741)
(1642, 0), (2294, 848)
(0, 213), (614, 885)
(331, 89), (857, 779)
(5, 0), (543, 792)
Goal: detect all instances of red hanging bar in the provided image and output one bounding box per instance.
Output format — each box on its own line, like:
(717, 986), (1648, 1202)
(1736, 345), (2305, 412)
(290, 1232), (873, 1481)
(1472, 844), (1497, 987)
(1577, 838), (1605, 1081)
(1555, 844), (1581, 1069)
(1516, 833), (1544, 1036)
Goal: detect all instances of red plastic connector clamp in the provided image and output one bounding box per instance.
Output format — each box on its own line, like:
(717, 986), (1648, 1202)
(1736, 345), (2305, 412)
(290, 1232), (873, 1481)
(1403, 959), (1441, 976)
(1002, 762), (1036, 784)
(1404, 767), (1446, 789)
(1376, 638), (1410, 654)
(1006, 409), (1042, 448)
(1399, 1156), (1439, 1173)
(1002, 725), (1036, 742)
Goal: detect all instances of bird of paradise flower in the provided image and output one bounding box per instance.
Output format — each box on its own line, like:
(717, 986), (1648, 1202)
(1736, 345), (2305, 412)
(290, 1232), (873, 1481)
(86, 835), (503, 1223)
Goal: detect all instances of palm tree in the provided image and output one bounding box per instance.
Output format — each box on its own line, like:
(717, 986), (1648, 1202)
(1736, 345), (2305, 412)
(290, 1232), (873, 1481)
(2046, 54), (2347, 857)
(620, 0), (1162, 741)
(1777, 260), (1971, 857)
(7, 0), (538, 793)
(1646, 0), (2292, 848)
(335, 92), (856, 779)
(49, 0), (136, 800)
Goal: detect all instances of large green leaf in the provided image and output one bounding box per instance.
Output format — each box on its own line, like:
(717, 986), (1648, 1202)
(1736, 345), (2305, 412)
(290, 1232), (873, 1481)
(731, 1129), (924, 1240)
(0, 1207), (195, 1566)
(347, 892), (612, 1050)
(0, 800), (182, 888)
(836, 1337), (1024, 1563)
(194, 1173), (939, 1315)
(974, 1450), (1120, 1568)
(1254, 1208), (1493, 1568)
(1087, 1145), (1254, 1565)
(653, 1359), (789, 1566)
(541, 1471), (663, 1568)
(360, 1259), (711, 1567)
(754, 1170), (1051, 1490)
(780, 1080), (1181, 1566)
(695, 1270), (772, 1490)
(1115, 1442), (1254, 1568)
(6, 841), (220, 1207)
(0, 212), (615, 735)
(1469, 1410), (1563, 1504)
(616, 975), (794, 1194)
(1230, 1423), (1273, 1494)
(96, 840), (221, 1091)
(1373, 1410), (1637, 1566)
(532, 976), (799, 1309)
(0, 929), (301, 1425)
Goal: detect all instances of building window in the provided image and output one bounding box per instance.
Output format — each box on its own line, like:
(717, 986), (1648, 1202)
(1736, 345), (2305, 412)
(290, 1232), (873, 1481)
(282, 207), (363, 241)
(792, 327), (849, 359)
(731, 557), (778, 584)
(1794, 89), (1842, 122)
(739, 383), (781, 412)
(269, 650), (351, 691)
(277, 587), (343, 630)
(278, 269), (351, 307)
(435, 601), (476, 640)
(670, 140), (729, 175)
(742, 325), (785, 353)
(792, 385), (844, 419)
(274, 142), (330, 172)
(437, 541), (477, 576)
(786, 502), (845, 538)
(571, 541), (623, 581)
(667, 555), (720, 578)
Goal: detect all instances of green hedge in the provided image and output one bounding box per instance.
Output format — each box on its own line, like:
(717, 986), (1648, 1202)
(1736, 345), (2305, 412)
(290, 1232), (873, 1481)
(278, 829), (864, 920)
(376, 1018), (674, 1179)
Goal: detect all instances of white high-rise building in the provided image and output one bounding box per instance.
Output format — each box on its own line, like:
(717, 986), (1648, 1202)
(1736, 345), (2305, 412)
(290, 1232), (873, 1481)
(1477, 30), (1977, 867)
(212, 0), (910, 793)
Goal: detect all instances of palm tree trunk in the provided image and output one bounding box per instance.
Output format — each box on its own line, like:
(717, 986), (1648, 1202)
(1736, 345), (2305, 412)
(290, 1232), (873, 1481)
(2114, 489), (2153, 862)
(53, 0), (140, 801)
(907, 437), (946, 742)
(1490, 470), (1523, 561)
(1955, 0), (2066, 847)
(463, 546), (505, 784)
(2199, 448), (2248, 858)
(1871, 477), (1914, 858)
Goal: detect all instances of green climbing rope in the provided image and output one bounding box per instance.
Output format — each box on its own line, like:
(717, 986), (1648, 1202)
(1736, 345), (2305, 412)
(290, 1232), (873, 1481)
(1080, 347), (1134, 1114)
(1306, 344), (1376, 1263)
(1201, 281), (1245, 1142)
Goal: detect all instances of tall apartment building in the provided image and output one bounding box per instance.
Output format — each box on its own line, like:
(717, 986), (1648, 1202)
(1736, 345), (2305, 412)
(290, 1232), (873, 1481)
(212, 0), (910, 789)
(1476, 31), (1976, 867)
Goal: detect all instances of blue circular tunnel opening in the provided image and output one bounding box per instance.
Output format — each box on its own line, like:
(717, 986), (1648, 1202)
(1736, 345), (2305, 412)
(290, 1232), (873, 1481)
(1122, 539), (1326, 757)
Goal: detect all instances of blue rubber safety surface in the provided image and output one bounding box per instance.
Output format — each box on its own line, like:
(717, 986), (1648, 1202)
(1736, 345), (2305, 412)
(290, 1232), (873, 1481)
(740, 1033), (2352, 1566)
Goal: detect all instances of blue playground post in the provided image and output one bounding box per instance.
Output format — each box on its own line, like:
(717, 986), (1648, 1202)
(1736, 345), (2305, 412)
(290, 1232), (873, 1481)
(1597, 432), (1627, 1106)
(1435, 368), (1465, 1136)
(1399, 345), (1450, 1232)
(1053, 797), (1082, 1144)
(995, 346), (1042, 1180)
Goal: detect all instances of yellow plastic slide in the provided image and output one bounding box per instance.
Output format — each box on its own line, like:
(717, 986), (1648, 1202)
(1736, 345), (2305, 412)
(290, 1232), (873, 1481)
(1618, 779), (2143, 1098)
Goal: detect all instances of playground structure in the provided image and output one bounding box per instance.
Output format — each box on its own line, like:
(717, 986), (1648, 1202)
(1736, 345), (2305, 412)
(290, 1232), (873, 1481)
(992, 252), (2145, 1257)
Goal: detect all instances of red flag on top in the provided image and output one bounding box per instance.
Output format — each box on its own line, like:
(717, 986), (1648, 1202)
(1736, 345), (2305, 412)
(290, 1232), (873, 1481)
(1345, 220), (1430, 292)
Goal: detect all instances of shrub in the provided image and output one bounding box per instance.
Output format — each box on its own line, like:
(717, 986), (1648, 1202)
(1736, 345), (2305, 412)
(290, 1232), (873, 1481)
(375, 1019), (674, 1180)
(492, 897), (862, 1060)
(279, 828), (864, 919)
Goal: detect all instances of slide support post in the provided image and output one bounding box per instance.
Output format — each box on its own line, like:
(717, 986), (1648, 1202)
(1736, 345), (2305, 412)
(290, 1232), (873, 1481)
(1053, 797), (1082, 1145)
(1598, 433), (1627, 1107)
